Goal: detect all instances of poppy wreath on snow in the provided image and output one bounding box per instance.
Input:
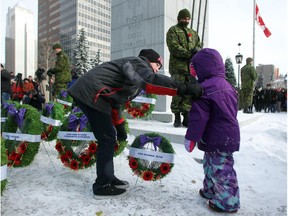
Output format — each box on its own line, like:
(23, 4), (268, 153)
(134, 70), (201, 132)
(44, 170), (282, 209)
(40, 102), (65, 141)
(2, 104), (42, 167)
(56, 90), (73, 113)
(55, 112), (128, 170)
(128, 132), (175, 181)
(124, 91), (157, 119)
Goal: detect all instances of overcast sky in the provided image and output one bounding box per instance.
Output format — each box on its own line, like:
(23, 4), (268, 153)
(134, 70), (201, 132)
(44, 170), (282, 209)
(1, 0), (287, 75)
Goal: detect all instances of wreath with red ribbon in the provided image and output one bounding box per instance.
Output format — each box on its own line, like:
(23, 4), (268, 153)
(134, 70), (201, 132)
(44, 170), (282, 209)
(2, 103), (42, 167)
(55, 112), (128, 170)
(40, 102), (65, 141)
(128, 133), (175, 181)
(124, 91), (157, 118)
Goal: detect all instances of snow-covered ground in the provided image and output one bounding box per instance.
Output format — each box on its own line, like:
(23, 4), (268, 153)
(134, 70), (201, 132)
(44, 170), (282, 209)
(1, 111), (287, 216)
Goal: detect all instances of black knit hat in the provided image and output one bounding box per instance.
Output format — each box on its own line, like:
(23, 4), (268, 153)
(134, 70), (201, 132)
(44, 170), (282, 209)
(138, 49), (163, 69)
(52, 43), (62, 50)
(177, 9), (191, 20)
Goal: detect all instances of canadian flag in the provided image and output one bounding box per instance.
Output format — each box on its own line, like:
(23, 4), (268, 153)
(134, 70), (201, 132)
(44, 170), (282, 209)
(255, 4), (272, 38)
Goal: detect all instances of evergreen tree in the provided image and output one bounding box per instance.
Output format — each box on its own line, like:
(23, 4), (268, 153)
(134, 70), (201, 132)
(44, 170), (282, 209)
(224, 57), (237, 88)
(90, 49), (102, 68)
(73, 28), (92, 75)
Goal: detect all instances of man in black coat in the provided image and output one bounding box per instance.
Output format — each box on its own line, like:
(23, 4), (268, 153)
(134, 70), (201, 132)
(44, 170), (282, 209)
(68, 49), (202, 198)
(1, 64), (12, 102)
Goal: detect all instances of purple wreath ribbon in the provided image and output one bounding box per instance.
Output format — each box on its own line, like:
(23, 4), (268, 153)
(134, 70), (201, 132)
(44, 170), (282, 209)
(67, 114), (88, 132)
(3, 102), (15, 111)
(7, 107), (27, 128)
(60, 90), (68, 98)
(72, 106), (82, 113)
(139, 135), (162, 151)
(44, 103), (54, 116)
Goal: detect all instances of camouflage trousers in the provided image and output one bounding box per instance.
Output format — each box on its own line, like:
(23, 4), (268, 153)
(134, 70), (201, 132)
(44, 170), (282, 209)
(170, 73), (193, 113)
(240, 88), (253, 108)
(202, 151), (240, 212)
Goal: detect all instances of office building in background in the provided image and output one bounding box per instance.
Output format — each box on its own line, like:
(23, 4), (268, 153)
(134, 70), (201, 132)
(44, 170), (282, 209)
(38, 0), (111, 68)
(5, 1), (36, 78)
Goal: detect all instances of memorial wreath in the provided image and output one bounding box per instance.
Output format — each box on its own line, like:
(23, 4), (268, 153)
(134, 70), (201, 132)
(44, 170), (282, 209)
(2, 104), (42, 167)
(40, 102), (65, 141)
(128, 132), (175, 181)
(124, 91), (157, 118)
(55, 112), (128, 170)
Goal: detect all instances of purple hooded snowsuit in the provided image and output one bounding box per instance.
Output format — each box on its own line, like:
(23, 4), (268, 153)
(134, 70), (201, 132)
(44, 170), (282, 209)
(185, 48), (240, 212)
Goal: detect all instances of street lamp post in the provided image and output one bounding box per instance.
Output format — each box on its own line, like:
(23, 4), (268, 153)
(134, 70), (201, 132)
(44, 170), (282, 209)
(235, 43), (243, 89)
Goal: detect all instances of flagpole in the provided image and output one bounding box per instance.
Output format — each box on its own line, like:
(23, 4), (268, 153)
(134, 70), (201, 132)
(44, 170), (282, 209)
(253, 0), (256, 65)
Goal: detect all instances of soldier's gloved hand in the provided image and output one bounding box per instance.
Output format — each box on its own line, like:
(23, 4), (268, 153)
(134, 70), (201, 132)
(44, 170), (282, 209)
(177, 83), (202, 100)
(115, 122), (127, 141)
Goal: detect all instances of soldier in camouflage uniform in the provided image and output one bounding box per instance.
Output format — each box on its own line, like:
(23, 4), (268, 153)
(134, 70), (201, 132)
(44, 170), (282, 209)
(166, 8), (202, 127)
(47, 43), (72, 100)
(240, 57), (258, 113)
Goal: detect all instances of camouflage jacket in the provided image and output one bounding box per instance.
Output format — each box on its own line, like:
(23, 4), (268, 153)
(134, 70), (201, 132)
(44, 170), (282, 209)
(240, 64), (257, 90)
(48, 51), (71, 84)
(166, 24), (202, 75)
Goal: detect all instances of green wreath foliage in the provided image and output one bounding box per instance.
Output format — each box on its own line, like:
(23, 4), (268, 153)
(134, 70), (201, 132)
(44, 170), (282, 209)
(41, 102), (65, 141)
(128, 132), (175, 181)
(124, 93), (157, 119)
(2, 104), (42, 167)
(55, 112), (128, 170)
(56, 90), (73, 113)
(1, 138), (8, 195)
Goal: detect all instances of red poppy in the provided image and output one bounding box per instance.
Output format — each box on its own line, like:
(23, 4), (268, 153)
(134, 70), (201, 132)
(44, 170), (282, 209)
(48, 125), (53, 132)
(13, 154), (22, 165)
(60, 154), (68, 163)
(88, 142), (97, 153)
(55, 142), (63, 152)
(81, 155), (91, 165)
(188, 33), (192, 37)
(70, 160), (79, 170)
(41, 131), (47, 140)
(66, 150), (73, 158)
(142, 171), (154, 181)
(129, 158), (138, 169)
(17, 142), (28, 154)
(160, 163), (171, 174)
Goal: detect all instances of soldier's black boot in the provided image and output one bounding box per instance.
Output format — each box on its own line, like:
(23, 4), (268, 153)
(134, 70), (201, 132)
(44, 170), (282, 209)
(173, 113), (181, 127)
(243, 107), (253, 114)
(182, 112), (189, 127)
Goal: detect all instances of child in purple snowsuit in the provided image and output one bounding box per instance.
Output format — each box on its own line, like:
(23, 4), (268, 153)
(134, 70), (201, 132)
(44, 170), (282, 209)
(184, 48), (240, 213)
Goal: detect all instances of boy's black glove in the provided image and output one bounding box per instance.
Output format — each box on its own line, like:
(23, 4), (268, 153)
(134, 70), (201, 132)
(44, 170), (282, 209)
(177, 83), (203, 100)
(115, 122), (127, 141)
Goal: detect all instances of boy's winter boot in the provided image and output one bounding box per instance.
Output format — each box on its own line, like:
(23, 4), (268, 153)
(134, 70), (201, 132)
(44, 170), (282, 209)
(173, 113), (181, 127)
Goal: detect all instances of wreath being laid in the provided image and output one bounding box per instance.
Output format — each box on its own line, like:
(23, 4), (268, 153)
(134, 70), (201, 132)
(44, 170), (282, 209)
(2, 104), (42, 167)
(128, 132), (175, 181)
(55, 112), (128, 170)
(40, 102), (65, 141)
(56, 90), (73, 113)
(124, 91), (157, 118)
